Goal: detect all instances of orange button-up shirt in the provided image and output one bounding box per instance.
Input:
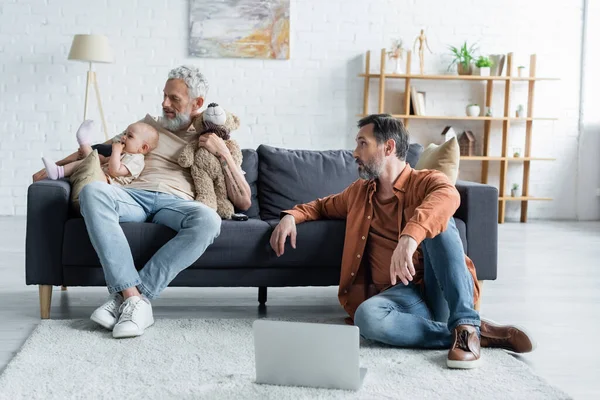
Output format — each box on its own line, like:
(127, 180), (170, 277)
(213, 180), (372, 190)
(283, 164), (480, 321)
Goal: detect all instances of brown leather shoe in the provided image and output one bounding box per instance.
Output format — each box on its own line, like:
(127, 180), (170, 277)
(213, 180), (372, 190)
(447, 325), (481, 369)
(480, 319), (536, 353)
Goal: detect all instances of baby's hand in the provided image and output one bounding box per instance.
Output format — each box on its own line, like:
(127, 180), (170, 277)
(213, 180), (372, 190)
(112, 142), (125, 153)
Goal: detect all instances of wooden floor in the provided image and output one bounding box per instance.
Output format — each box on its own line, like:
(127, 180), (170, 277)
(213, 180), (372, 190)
(1, 216), (599, 399)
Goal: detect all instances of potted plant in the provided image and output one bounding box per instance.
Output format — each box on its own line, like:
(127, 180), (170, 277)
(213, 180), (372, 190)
(516, 104), (526, 118)
(511, 183), (520, 197)
(475, 56), (494, 76)
(466, 103), (480, 117)
(517, 65), (526, 77)
(513, 147), (521, 158)
(448, 42), (477, 75)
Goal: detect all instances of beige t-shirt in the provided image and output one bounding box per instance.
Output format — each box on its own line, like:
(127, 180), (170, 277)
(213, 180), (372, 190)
(113, 114), (197, 200)
(103, 153), (145, 186)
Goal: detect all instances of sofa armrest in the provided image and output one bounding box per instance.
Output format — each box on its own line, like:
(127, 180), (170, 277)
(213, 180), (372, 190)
(25, 179), (71, 285)
(454, 180), (498, 280)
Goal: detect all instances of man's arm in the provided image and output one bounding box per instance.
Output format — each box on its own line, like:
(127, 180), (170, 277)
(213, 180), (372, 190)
(401, 171), (460, 245)
(219, 153), (252, 211)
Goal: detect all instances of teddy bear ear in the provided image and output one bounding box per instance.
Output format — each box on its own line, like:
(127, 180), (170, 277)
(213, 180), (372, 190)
(224, 111), (240, 131)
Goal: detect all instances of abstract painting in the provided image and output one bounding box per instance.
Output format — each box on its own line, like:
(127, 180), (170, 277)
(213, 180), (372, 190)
(189, 0), (290, 60)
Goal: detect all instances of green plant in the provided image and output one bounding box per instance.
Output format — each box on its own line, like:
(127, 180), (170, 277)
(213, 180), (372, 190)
(447, 42), (478, 71)
(475, 56), (493, 68)
(468, 103), (479, 107)
(512, 183), (519, 190)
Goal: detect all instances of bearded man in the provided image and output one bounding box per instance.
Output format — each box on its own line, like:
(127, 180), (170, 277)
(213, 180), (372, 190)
(33, 66), (251, 338)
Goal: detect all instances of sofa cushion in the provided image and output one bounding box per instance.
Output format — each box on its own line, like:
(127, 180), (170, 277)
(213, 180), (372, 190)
(256, 143), (423, 220)
(62, 218), (272, 268)
(237, 149), (260, 218)
(415, 137), (460, 184)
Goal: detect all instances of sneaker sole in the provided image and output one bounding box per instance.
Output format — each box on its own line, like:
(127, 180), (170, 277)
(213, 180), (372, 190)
(112, 318), (155, 339)
(481, 318), (537, 352)
(90, 314), (116, 331)
(447, 358), (482, 369)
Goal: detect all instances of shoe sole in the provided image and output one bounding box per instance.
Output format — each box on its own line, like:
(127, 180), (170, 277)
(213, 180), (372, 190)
(112, 317), (155, 339)
(481, 318), (537, 352)
(447, 358), (482, 369)
(90, 314), (116, 331)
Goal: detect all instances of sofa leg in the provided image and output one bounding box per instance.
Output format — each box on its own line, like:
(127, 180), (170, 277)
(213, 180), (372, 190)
(258, 287), (267, 306)
(474, 280), (484, 312)
(39, 285), (52, 319)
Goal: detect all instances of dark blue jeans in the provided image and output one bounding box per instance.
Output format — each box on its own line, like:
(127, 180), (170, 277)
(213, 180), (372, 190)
(353, 218), (480, 349)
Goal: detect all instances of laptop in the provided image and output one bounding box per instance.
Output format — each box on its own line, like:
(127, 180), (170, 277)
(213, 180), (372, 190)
(253, 320), (367, 391)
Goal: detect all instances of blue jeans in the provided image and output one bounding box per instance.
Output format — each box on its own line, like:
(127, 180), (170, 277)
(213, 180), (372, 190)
(353, 218), (480, 349)
(79, 181), (221, 299)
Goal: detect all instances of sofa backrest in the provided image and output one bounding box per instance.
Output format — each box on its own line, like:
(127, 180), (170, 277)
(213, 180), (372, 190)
(256, 143), (423, 220)
(236, 149), (260, 218)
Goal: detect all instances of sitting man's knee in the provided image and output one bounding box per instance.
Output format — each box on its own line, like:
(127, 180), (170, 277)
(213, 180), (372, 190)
(354, 299), (386, 339)
(79, 181), (110, 208)
(187, 206), (221, 237)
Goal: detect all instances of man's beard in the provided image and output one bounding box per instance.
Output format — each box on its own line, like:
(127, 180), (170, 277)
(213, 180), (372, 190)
(160, 109), (192, 131)
(357, 156), (384, 180)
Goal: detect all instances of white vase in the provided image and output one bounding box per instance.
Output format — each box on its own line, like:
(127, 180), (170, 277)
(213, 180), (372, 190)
(394, 58), (403, 74)
(479, 67), (490, 76)
(466, 105), (480, 117)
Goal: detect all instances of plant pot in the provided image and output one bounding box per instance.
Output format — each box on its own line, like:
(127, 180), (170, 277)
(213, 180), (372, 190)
(518, 67), (525, 77)
(516, 109), (525, 118)
(511, 189), (519, 197)
(393, 58), (403, 74)
(466, 105), (480, 117)
(479, 66), (490, 76)
(457, 63), (473, 75)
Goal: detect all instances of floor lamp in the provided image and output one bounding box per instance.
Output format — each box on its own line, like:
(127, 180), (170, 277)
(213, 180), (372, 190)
(68, 34), (113, 141)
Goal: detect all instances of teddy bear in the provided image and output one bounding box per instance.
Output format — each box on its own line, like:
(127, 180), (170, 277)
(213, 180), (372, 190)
(178, 103), (243, 219)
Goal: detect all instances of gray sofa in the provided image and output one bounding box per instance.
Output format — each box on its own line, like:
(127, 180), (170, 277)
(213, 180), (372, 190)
(26, 143), (498, 318)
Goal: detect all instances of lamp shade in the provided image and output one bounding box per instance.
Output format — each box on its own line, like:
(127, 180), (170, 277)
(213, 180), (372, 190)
(68, 34), (113, 63)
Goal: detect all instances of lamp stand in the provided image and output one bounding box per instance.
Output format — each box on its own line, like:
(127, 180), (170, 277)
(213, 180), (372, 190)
(83, 62), (109, 141)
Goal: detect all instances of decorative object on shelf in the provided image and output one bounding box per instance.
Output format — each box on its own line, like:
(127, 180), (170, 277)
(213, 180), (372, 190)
(68, 34), (114, 141)
(485, 106), (494, 117)
(448, 41), (477, 75)
(511, 183), (520, 197)
(517, 65), (526, 77)
(441, 126), (457, 142)
(189, 0), (290, 59)
(466, 104), (481, 117)
(413, 29), (432, 75)
(409, 87), (426, 115)
(512, 147), (522, 157)
(516, 104), (526, 118)
(489, 54), (505, 76)
(458, 130), (475, 156)
(387, 39), (405, 74)
(475, 56), (493, 76)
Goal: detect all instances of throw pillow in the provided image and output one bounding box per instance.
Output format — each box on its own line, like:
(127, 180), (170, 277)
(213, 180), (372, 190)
(414, 136), (460, 184)
(69, 150), (106, 212)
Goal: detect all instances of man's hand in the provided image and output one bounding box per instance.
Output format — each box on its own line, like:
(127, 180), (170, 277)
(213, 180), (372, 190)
(269, 214), (297, 257)
(32, 168), (48, 182)
(390, 235), (418, 286)
(198, 133), (229, 158)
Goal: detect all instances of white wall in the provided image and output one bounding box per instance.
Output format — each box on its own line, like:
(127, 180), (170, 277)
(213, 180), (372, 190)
(577, 0), (600, 220)
(0, 0), (591, 220)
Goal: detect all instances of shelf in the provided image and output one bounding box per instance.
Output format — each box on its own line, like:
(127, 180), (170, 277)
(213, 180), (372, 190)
(356, 114), (557, 121)
(500, 197), (553, 201)
(359, 73), (559, 81)
(460, 157), (556, 161)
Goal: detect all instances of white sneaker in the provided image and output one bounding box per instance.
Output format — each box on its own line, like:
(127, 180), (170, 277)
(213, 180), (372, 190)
(112, 296), (154, 339)
(90, 293), (124, 330)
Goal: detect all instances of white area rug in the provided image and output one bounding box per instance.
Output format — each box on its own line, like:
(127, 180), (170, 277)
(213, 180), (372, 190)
(0, 319), (569, 400)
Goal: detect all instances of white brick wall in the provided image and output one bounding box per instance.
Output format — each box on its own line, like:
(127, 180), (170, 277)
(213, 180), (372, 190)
(0, 0), (590, 220)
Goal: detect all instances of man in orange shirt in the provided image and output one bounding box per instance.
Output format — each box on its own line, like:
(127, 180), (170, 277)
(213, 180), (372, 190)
(270, 114), (535, 369)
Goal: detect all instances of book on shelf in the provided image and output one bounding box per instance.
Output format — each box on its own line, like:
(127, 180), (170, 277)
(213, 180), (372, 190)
(409, 88), (426, 116)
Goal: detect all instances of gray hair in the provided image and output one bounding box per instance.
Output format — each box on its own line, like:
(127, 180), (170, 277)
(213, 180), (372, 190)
(167, 65), (209, 100)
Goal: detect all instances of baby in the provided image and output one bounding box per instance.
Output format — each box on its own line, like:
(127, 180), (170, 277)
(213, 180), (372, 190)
(42, 120), (159, 186)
